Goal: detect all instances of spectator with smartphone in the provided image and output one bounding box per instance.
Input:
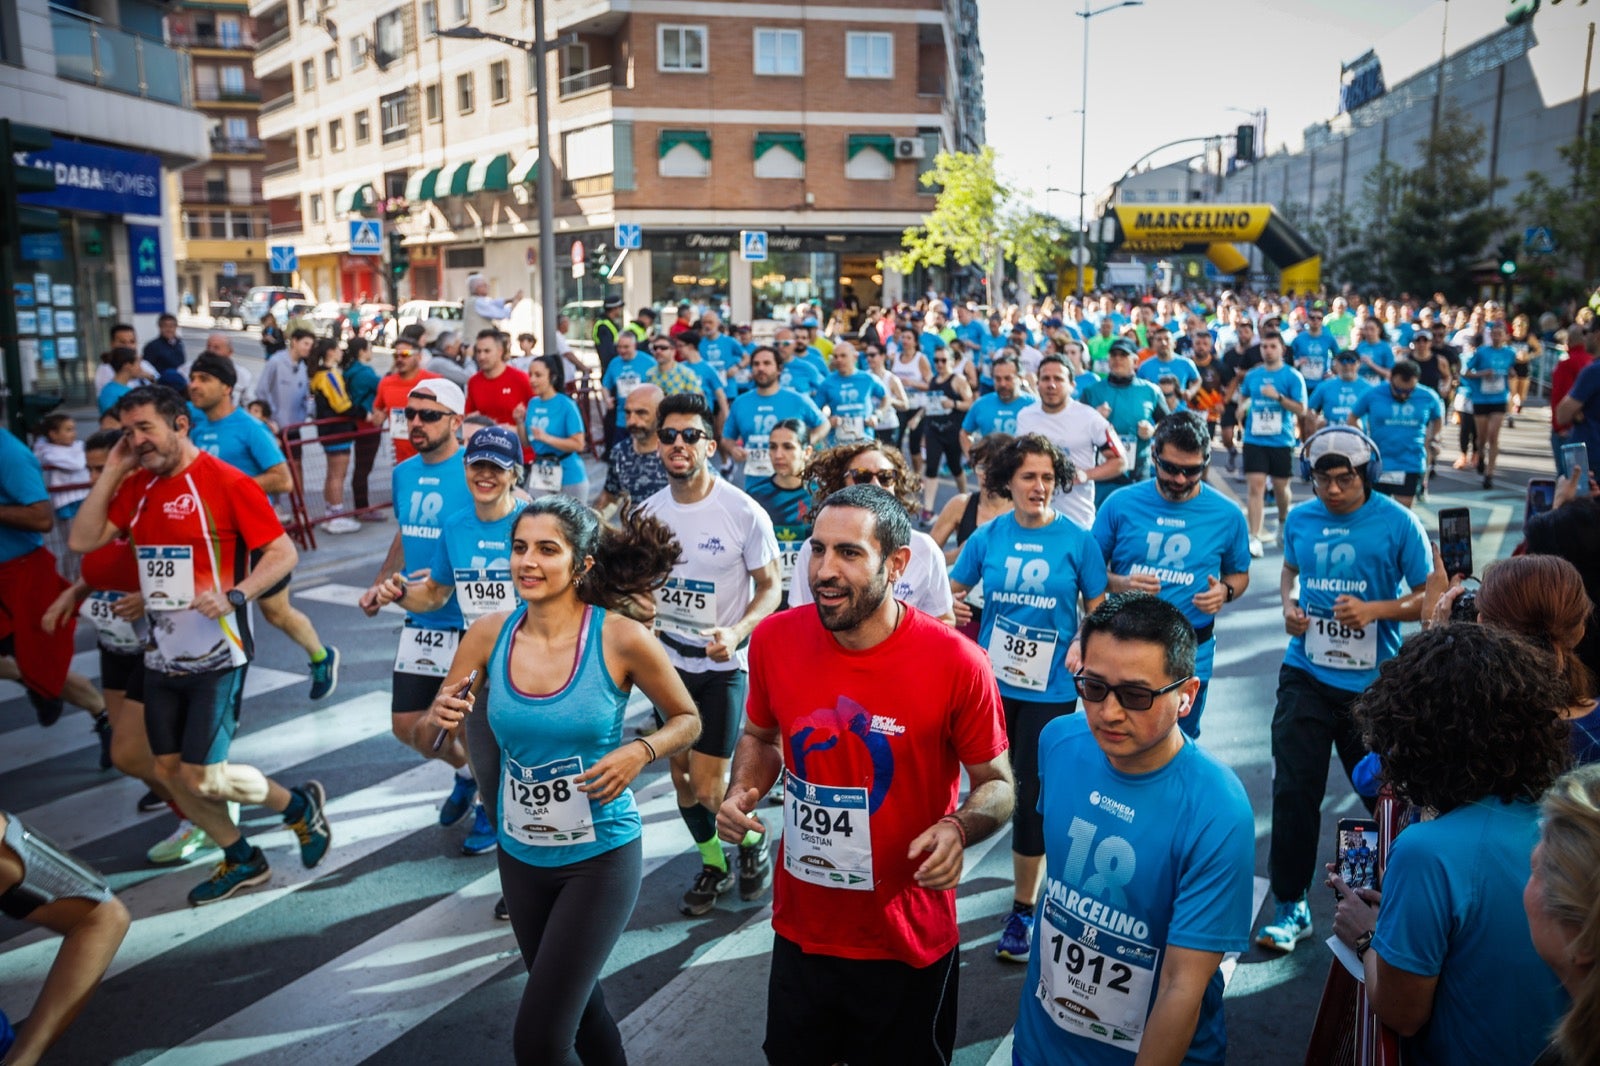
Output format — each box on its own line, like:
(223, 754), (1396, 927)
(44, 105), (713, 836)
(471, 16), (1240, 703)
(1523, 473), (1600, 690)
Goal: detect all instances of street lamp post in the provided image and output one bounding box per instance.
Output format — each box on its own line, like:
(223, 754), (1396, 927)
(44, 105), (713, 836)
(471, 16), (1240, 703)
(1076, 0), (1142, 298)
(438, 7), (571, 360)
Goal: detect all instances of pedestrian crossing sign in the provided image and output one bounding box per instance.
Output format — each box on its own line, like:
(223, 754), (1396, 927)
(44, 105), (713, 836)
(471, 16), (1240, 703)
(740, 230), (768, 263)
(349, 219), (383, 256)
(1523, 226), (1556, 255)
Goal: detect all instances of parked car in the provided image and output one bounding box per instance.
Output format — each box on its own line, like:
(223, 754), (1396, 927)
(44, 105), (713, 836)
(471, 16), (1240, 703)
(308, 301), (349, 333)
(240, 286), (309, 326)
(382, 300), (463, 346)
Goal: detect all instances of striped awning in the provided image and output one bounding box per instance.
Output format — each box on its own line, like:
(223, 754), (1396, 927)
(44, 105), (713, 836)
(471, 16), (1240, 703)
(404, 167), (442, 202)
(334, 182), (375, 214)
(465, 153), (512, 193)
(508, 148), (540, 185)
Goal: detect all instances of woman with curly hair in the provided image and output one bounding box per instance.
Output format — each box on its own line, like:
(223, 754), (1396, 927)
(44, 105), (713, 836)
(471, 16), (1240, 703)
(786, 439), (956, 623)
(1329, 623), (1571, 1066)
(1526, 763), (1600, 1066)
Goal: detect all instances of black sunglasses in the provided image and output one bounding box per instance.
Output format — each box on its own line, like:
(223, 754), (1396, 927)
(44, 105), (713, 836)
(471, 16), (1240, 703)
(403, 407), (450, 423)
(1154, 456), (1207, 479)
(657, 427), (710, 445)
(1073, 673), (1191, 711)
(845, 468), (898, 487)
(651, 344), (672, 352)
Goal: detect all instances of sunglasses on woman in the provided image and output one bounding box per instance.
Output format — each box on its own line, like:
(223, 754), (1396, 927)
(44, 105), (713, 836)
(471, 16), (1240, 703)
(845, 468), (898, 487)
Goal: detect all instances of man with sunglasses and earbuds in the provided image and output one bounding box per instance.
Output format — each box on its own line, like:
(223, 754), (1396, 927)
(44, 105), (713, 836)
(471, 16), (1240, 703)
(1013, 593), (1254, 1066)
(1255, 426), (1431, 955)
(641, 391), (783, 918)
(1091, 412), (1251, 740)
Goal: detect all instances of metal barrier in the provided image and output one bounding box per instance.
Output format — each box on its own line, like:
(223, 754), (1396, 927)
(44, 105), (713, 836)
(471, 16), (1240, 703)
(277, 418), (395, 552)
(568, 377), (609, 457)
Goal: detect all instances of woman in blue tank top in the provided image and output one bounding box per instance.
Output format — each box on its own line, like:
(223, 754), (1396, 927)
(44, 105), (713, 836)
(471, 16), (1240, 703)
(425, 496), (700, 1065)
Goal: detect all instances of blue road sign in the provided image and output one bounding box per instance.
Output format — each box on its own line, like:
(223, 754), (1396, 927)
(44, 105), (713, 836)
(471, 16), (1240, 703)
(1524, 226), (1556, 255)
(269, 245), (298, 273)
(740, 230), (768, 263)
(349, 219), (383, 256)
(614, 222), (642, 250)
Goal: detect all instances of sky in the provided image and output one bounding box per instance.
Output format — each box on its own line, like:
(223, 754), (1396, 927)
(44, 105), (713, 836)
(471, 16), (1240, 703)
(979, 0), (1445, 220)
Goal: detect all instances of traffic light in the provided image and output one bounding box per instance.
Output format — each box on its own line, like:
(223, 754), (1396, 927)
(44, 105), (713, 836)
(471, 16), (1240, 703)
(591, 242), (611, 279)
(1235, 124), (1256, 164)
(1500, 259), (1517, 277)
(1506, 0), (1539, 26)
(388, 230), (410, 280)
(1, 120), (59, 247)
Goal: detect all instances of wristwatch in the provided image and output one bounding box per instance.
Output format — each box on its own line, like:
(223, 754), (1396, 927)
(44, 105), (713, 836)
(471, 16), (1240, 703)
(226, 589), (248, 610)
(1354, 929), (1375, 960)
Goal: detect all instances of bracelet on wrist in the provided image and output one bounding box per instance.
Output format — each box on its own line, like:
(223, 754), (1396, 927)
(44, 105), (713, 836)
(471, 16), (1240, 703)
(939, 813), (969, 848)
(633, 737), (657, 762)
(1224, 582), (1236, 603)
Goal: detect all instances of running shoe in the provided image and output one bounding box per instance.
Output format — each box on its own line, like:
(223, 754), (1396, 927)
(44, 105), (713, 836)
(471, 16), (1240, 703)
(28, 691), (64, 728)
(147, 820), (216, 865)
(461, 803), (497, 855)
(680, 857), (735, 916)
(287, 780), (332, 868)
(137, 789), (167, 813)
(995, 911), (1035, 963)
(738, 834), (773, 901)
(187, 846), (271, 906)
(1483, 475), (1494, 490)
(1476, 455), (1486, 475)
(494, 896), (510, 921)
(440, 773), (477, 827)
(308, 646), (340, 701)
(1255, 898), (1313, 954)
(1226, 450), (1238, 473)
(94, 713), (113, 770)
(1248, 537), (1264, 559)
(323, 515), (361, 535)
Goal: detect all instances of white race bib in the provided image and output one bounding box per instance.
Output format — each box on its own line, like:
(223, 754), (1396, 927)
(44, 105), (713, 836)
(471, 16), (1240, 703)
(654, 577), (716, 637)
(836, 414), (867, 442)
(1481, 373), (1505, 395)
(1036, 904), (1159, 1052)
(1305, 605), (1376, 671)
(137, 546), (195, 611)
(615, 372), (640, 399)
(744, 445), (774, 479)
(925, 393), (949, 416)
(1249, 406), (1283, 437)
(986, 615), (1057, 693)
(501, 755), (593, 847)
(783, 771), (873, 891)
(80, 591), (142, 653)
(774, 528), (807, 593)
(1377, 469), (1407, 486)
(389, 408), (407, 438)
(455, 568), (513, 625)
(393, 624), (459, 677)
(526, 461), (562, 493)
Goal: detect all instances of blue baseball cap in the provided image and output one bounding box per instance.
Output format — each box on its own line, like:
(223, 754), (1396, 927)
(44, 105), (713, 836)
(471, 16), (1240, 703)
(464, 426), (521, 470)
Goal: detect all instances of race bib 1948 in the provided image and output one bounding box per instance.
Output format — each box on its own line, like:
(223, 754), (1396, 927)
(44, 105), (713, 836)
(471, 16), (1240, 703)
(455, 568), (512, 625)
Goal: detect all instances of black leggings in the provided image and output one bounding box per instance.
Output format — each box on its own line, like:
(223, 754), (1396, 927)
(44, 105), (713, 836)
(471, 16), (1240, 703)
(498, 838), (643, 1065)
(923, 419), (963, 479)
(1459, 408), (1477, 456)
(895, 407), (923, 456)
(1002, 695), (1077, 858)
(350, 426), (382, 510)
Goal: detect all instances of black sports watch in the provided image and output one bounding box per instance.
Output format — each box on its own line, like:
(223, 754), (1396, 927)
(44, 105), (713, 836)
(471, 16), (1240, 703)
(226, 589), (248, 610)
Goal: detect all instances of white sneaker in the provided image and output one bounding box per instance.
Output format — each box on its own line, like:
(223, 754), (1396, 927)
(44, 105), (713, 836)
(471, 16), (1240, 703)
(323, 515), (361, 534)
(147, 820), (217, 864)
(1248, 537), (1264, 559)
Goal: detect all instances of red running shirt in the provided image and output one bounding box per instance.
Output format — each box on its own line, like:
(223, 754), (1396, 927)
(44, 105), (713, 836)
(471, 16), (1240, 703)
(746, 604), (1006, 967)
(466, 367), (535, 461)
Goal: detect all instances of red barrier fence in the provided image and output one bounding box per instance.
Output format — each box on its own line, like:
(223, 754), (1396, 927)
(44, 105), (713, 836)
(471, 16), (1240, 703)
(277, 418), (395, 552)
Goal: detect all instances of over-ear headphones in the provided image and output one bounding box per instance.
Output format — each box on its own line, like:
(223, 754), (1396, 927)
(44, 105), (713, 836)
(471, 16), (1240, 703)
(1298, 425), (1384, 486)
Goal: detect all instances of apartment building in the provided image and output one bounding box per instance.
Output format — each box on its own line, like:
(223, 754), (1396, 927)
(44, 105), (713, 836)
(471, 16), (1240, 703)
(254, 0), (984, 326)
(168, 0), (269, 307)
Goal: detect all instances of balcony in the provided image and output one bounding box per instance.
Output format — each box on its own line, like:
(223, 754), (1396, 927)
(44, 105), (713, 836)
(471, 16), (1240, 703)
(258, 25), (290, 53)
(51, 5), (190, 106)
(169, 26), (257, 50)
(196, 85), (262, 104)
(263, 157), (299, 177)
(268, 218), (304, 235)
(260, 91), (294, 115)
(211, 134), (264, 154)
(185, 187), (259, 205)
(559, 64), (613, 100)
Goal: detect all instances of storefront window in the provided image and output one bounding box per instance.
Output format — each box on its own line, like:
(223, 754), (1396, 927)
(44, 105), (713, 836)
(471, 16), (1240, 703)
(650, 251), (729, 318)
(8, 217), (100, 406)
(751, 252), (836, 321)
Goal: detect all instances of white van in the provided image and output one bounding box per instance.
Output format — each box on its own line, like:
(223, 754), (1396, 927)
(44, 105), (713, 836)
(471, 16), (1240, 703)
(241, 286), (309, 326)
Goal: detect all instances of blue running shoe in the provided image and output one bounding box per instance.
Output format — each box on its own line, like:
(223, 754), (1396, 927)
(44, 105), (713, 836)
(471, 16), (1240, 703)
(187, 847), (270, 906)
(286, 781), (332, 868)
(308, 646), (340, 701)
(1256, 898), (1313, 953)
(996, 911), (1034, 962)
(440, 773), (476, 827)
(461, 803), (497, 855)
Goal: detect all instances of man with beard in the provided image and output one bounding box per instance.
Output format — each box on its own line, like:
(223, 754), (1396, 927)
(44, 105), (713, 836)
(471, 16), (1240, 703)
(717, 484), (1014, 1066)
(1091, 412), (1251, 738)
(642, 392), (782, 917)
(594, 383), (669, 512)
(722, 345), (828, 489)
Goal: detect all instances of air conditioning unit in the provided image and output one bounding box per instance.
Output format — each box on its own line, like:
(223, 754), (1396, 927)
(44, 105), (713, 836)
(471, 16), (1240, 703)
(894, 137), (926, 160)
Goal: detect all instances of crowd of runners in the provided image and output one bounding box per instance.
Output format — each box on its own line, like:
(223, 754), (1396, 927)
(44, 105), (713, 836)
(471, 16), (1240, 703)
(4, 285), (1600, 1065)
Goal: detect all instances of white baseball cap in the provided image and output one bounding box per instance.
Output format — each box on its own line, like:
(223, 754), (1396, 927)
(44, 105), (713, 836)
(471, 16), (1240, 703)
(407, 378), (466, 415)
(1306, 426), (1375, 469)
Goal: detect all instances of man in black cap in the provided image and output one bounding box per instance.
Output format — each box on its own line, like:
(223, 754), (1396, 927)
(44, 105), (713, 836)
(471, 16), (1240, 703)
(593, 296), (625, 372)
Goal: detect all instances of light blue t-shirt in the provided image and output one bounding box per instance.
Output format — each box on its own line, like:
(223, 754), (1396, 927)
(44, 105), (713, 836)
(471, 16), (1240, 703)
(1135, 356), (1200, 392)
(955, 320), (987, 348)
(699, 334), (744, 396)
(1014, 713), (1255, 1066)
(189, 408), (286, 478)
(725, 387), (826, 449)
(523, 392), (588, 485)
(1238, 364), (1307, 448)
(817, 370), (887, 445)
(426, 502), (517, 594)
(949, 511), (1107, 703)
(1282, 493), (1431, 690)
(600, 354), (656, 426)
(392, 450), (474, 629)
(1081, 378), (1166, 475)
(0, 428), (47, 563)
(686, 359), (726, 400)
(1465, 345), (1515, 405)
(1291, 331), (1341, 381)
(779, 357), (824, 400)
(1349, 384), (1444, 475)
(1355, 340), (1395, 385)
(98, 381), (132, 415)
(1373, 799), (1568, 1066)
(1091, 481), (1250, 679)
(962, 392), (1037, 438)
(1307, 375), (1372, 428)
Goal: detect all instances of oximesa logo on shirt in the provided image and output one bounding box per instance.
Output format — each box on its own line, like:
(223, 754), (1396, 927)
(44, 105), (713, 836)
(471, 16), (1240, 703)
(698, 536), (727, 555)
(162, 494), (199, 520)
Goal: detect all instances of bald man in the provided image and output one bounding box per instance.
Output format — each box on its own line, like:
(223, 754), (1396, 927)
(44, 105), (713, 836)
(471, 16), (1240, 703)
(204, 332), (254, 406)
(595, 382), (668, 512)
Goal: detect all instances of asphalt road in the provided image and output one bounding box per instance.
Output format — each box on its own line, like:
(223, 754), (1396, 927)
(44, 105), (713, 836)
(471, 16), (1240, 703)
(3, 388), (1562, 1064)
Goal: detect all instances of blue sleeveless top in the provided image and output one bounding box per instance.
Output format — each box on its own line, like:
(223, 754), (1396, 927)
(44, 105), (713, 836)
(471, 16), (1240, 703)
(487, 604), (640, 867)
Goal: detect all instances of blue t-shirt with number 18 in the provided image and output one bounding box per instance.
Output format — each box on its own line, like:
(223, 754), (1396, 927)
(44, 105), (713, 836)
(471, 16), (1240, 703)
(392, 451), (473, 630)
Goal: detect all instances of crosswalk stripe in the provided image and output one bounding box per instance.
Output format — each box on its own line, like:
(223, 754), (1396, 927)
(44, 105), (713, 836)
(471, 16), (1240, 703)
(293, 583), (402, 615)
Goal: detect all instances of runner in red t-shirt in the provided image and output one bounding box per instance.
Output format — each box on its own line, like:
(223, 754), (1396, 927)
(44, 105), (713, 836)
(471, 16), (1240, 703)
(69, 384), (334, 907)
(719, 485), (1013, 1066)
(373, 338), (441, 462)
(465, 330), (535, 462)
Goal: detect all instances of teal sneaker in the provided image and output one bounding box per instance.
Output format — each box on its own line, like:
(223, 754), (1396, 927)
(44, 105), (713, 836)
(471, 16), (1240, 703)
(1256, 898), (1313, 953)
(187, 847), (270, 906)
(286, 781), (332, 868)
(308, 646), (340, 701)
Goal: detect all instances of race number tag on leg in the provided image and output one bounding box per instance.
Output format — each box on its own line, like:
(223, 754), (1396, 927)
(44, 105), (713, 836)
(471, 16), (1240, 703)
(80, 592), (142, 652)
(986, 615), (1057, 693)
(1036, 904), (1158, 1052)
(1249, 406), (1283, 437)
(1305, 605), (1376, 670)
(502, 756), (592, 846)
(455, 568), (512, 625)
(393, 624), (460, 677)
(137, 546), (195, 611)
(783, 771), (873, 890)
(654, 578), (716, 637)
(526, 461), (562, 494)
(743, 445), (774, 479)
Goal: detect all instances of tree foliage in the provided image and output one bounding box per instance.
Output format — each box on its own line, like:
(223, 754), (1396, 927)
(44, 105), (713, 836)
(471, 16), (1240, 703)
(1515, 123), (1600, 299)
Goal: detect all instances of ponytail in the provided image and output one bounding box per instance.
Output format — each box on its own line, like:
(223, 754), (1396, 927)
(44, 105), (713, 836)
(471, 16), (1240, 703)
(512, 497), (680, 612)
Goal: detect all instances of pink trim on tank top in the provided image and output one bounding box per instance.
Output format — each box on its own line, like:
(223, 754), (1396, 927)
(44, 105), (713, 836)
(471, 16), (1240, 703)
(508, 605), (592, 699)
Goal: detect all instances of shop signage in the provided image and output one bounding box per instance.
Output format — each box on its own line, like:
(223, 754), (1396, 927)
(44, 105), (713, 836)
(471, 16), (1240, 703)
(17, 138), (161, 217)
(127, 223), (167, 313)
(639, 230), (900, 254)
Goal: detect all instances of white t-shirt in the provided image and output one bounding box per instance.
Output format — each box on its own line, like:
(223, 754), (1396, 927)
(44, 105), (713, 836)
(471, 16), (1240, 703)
(1015, 344), (1043, 378)
(94, 358), (159, 394)
(642, 477), (779, 673)
(787, 529), (954, 620)
(1014, 400), (1118, 530)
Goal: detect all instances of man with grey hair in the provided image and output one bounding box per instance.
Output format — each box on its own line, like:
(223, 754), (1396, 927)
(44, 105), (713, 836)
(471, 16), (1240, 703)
(425, 331), (471, 388)
(594, 382), (668, 513)
(203, 332), (254, 406)
(461, 273), (522, 342)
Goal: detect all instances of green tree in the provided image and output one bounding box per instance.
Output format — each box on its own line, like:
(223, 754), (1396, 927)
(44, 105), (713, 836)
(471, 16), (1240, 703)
(1515, 123), (1600, 301)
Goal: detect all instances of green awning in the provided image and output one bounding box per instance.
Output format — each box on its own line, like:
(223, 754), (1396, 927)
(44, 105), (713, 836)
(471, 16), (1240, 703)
(440, 160), (474, 197)
(754, 131), (804, 162)
(848, 134), (896, 162)
(658, 129), (711, 160)
(405, 167), (442, 202)
(334, 182), (375, 214)
(508, 148), (540, 184)
(466, 153), (512, 193)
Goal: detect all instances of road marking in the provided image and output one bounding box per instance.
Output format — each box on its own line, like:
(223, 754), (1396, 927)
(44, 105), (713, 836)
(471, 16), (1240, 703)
(295, 583), (402, 615)
(1220, 876), (1273, 989)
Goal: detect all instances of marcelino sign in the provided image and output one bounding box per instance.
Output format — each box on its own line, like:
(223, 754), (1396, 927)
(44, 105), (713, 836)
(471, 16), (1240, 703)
(1113, 206), (1270, 250)
(16, 137), (162, 217)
